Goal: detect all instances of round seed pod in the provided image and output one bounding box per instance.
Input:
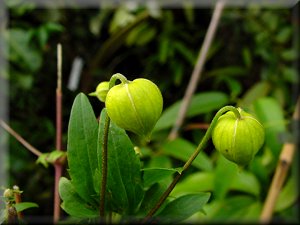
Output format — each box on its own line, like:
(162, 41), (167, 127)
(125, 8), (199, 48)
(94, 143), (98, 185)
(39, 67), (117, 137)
(212, 108), (265, 166)
(105, 78), (163, 140)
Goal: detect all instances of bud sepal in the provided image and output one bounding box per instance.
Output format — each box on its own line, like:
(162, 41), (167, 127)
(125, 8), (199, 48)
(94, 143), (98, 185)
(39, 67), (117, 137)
(105, 74), (163, 141)
(212, 108), (265, 166)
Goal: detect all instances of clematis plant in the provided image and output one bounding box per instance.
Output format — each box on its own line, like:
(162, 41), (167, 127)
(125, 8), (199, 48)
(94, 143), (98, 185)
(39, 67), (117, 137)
(59, 73), (265, 224)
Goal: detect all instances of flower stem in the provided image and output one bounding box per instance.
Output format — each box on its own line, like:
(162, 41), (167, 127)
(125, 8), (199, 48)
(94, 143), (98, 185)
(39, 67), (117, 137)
(143, 105), (240, 222)
(99, 73), (128, 220)
(109, 73), (129, 88)
(100, 115), (110, 219)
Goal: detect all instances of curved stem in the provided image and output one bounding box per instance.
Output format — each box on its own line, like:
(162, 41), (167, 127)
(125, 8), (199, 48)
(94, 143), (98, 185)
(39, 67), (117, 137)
(143, 105), (240, 222)
(100, 115), (110, 219)
(109, 73), (129, 88)
(99, 73), (129, 220)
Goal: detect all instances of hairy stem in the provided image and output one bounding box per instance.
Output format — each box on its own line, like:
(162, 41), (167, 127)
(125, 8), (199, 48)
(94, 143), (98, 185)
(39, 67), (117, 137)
(99, 73), (127, 218)
(143, 105), (240, 222)
(100, 115), (110, 219)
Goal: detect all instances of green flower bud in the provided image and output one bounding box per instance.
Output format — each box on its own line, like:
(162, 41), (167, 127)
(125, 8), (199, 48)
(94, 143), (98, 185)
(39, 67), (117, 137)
(89, 81), (110, 102)
(105, 78), (163, 140)
(212, 108), (265, 166)
(3, 189), (13, 199)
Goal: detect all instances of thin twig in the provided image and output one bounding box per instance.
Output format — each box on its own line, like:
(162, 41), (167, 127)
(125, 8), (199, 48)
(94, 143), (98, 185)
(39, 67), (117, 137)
(168, 0), (226, 140)
(260, 96), (299, 223)
(0, 119), (42, 157)
(184, 123), (210, 130)
(53, 43), (63, 224)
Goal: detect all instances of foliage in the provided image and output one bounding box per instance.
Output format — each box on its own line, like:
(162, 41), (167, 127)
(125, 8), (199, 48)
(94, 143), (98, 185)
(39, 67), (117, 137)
(2, 1), (299, 224)
(59, 93), (210, 223)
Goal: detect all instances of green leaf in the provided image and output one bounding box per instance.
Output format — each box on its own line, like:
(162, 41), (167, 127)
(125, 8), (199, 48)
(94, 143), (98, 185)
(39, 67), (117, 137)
(36, 26), (48, 48)
(275, 27), (292, 44)
(44, 22), (64, 33)
(47, 150), (65, 163)
(173, 40), (196, 65)
(154, 92), (229, 131)
(155, 193), (211, 223)
(275, 174), (299, 212)
(261, 11), (278, 31)
(281, 67), (299, 83)
(59, 177), (99, 218)
(67, 93), (99, 204)
(142, 167), (181, 188)
(170, 169), (260, 199)
(214, 153), (262, 198)
(36, 153), (50, 168)
(138, 182), (169, 216)
(126, 23), (156, 46)
(109, 7), (135, 34)
(183, 1), (194, 24)
(242, 47), (252, 68)
(223, 77), (242, 99)
(98, 109), (144, 214)
(211, 195), (260, 221)
(158, 37), (170, 64)
(148, 155), (172, 168)
(162, 138), (212, 171)
(10, 72), (34, 90)
(280, 49), (298, 61)
(214, 154), (237, 200)
(6, 28), (42, 72)
(171, 172), (214, 197)
(231, 170), (261, 197)
(14, 202), (38, 212)
(206, 40), (223, 62)
(238, 81), (271, 109)
(253, 97), (287, 157)
(206, 66), (247, 78)
(36, 150), (66, 168)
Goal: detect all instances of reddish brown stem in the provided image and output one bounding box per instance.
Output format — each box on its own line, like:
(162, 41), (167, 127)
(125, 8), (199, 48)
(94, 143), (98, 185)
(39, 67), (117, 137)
(54, 162), (63, 223)
(184, 123), (210, 130)
(13, 185), (23, 219)
(53, 44), (63, 224)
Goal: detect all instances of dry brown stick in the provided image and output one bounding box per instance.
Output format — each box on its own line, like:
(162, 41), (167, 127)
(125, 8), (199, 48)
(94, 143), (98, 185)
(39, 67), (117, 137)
(56, 43), (63, 151)
(168, 0), (226, 140)
(260, 96), (299, 223)
(0, 119), (42, 157)
(53, 43), (63, 224)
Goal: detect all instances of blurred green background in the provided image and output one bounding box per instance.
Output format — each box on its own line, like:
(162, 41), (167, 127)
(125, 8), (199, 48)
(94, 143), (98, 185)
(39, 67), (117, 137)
(1, 0), (299, 223)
